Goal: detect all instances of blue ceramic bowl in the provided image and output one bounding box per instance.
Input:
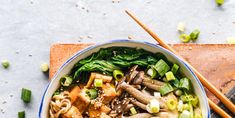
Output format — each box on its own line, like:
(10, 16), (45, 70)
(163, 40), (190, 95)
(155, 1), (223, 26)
(39, 40), (210, 118)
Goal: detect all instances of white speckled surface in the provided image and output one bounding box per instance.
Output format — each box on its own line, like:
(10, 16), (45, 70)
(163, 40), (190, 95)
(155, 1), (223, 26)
(0, 0), (235, 117)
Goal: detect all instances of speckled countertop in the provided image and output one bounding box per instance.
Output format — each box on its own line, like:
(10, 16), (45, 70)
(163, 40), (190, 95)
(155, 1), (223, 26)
(0, 0), (235, 117)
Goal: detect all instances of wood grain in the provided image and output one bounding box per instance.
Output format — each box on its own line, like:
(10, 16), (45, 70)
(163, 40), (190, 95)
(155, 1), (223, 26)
(50, 43), (235, 104)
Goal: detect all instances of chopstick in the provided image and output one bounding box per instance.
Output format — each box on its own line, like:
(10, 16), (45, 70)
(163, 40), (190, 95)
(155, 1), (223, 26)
(125, 10), (234, 117)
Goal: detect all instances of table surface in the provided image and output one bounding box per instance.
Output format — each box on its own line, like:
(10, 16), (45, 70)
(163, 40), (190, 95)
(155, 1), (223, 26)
(0, 0), (235, 117)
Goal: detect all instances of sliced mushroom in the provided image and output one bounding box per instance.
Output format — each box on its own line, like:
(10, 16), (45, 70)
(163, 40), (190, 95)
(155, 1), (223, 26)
(131, 85), (141, 90)
(123, 113), (153, 118)
(141, 88), (152, 96)
(142, 76), (165, 91)
(119, 82), (154, 104)
(130, 98), (147, 111)
(109, 97), (131, 117)
(132, 71), (144, 85)
(124, 104), (134, 112)
(126, 65), (139, 83)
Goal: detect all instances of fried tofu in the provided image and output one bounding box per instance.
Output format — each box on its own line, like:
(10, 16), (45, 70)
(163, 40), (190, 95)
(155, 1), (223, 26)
(101, 83), (117, 104)
(72, 88), (91, 113)
(88, 103), (111, 118)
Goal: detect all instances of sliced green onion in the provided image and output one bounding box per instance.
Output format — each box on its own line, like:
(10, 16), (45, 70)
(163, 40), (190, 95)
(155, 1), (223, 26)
(154, 59), (170, 77)
(171, 78), (180, 87)
(18, 111), (25, 118)
(149, 99), (160, 113)
(113, 70), (124, 80)
(177, 22), (185, 32)
(160, 83), (174, 95)
(40, 63), (49, 72)
(162, 77), (167, 82)
(147, 66), (157, 78)
(174, 89), (183, 96)
(60, 76), (73, 86)
(94, 78), (103, 87)
(166, 98), (178, 110)
(165, 71), (176, 81)
(21, 88), (31, 103)
(154, 92), (161, 98)
(183, 104), (190, 111)
(189, 102), (194, 118)
(216, 0), (224, 6)
(194, 107), (202, 118)
(227, 37), (235, 44)
(177, 100), (184, 112)
(180, 94), (194, 102)
(1, 59), (10, 69)
(191, 96), (199, 107)
(190, 29), (200, 41)
(179, 78), (191, 91)
(179, 110), (191, 118)
(180, 34), (190, 43)
(86, 89), (98, 99)
(171, 64), (179, 74)
(130, 107), (137, 115)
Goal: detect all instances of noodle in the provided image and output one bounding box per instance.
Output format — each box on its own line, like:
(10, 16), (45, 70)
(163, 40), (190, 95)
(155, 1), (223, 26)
(49, 91), (71, 118)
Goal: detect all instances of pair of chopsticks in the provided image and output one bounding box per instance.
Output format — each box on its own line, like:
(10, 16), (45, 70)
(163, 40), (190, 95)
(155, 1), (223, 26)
(125, 10), (234, 117)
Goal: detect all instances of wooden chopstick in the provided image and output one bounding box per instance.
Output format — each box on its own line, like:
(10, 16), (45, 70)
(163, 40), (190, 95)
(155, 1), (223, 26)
(209, 99), (231, 117)
(125, 10), (234, 117)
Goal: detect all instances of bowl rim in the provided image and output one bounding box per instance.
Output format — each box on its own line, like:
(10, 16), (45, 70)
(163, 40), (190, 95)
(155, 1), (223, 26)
(39, 39), (210, 118)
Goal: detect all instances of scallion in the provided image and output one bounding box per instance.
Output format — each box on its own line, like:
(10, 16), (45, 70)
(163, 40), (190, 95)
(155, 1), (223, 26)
(154, 92), (161, 98)
(149, 99), (160, 113)
(189, 102), (194, 118)
(21, 88), (31, 103)
(147, 66), (157, 78)
(216, 0), (224, 6)
(180, 94), (194, 102)
(40, 63), (49, 72)
(177, 22), (185, 32)
(191, 96), (199, 107)
(60, 76), (73, 86)
(179, 34), (190, 43)
(154, 59), (170, 77)
(18, 111), (25, 118)
(179, 78), (191, 91)
(160, 83), (174, 95)
(1, 59), (10, 69)
(113, 70), (124, 80)
(130, 107), (137, 115)
(86, 89), (98, 99)
(177, 100), (184, 112)
(166, 98), (178, 110)
(190, 29), (200, 41)
(165, 71), (176, 81)
(94, 78), (103, 87)
(179, 110), (191, 118)
(174, 89), (183, 96)
(171, 64), (179, 74)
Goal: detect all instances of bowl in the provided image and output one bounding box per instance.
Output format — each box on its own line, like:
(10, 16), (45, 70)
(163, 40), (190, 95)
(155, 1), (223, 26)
(39, 40), (210, 118)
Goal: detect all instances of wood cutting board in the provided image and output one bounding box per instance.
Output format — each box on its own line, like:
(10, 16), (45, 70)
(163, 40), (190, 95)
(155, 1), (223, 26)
(49, 43), (235, 107)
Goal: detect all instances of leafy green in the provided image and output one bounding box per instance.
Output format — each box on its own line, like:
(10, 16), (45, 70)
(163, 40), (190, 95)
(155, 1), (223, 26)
(71, 47), (170, 81)
(74, 60), (120, 78)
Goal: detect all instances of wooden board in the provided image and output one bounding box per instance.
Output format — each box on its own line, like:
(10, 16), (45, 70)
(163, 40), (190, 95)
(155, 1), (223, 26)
(50, 43), (235, 105)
